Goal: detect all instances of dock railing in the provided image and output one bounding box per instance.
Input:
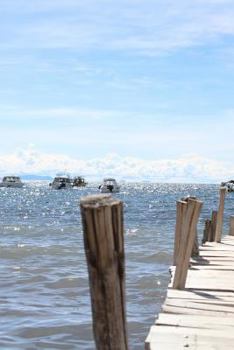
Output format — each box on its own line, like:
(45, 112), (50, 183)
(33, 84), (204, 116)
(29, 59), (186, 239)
(145, 186), (234, 349)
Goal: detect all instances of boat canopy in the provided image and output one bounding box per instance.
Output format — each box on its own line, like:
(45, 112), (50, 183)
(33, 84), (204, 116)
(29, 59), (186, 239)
(2, 176), (21, 182)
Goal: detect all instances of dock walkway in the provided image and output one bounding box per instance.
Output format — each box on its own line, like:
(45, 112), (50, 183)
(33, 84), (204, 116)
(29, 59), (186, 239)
(145, 235), (234, 349)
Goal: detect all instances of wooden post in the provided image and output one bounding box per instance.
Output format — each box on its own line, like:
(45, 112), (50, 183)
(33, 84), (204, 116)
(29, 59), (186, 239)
(191, 231), (199, 257)
(80, 194), (128, 350)
(173, 200), (187, 265)
(172, 198), (203, 290)
(229, 216), (234, 236)
(179, 196), (199, 257)
(214, 187), (226, 243)
(210, 210), (217, 242)
(207, 219), (214, 242)
(202, 219), (210, 244)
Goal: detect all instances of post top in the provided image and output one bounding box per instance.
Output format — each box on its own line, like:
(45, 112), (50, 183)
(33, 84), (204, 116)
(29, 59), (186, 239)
(179, 197), (203, 205)
(80, 194), (121, 208)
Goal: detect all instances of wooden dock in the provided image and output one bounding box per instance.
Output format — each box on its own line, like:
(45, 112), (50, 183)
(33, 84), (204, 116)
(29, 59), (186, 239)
(80, 188), (233, 350)
(145, 235), (234, 349)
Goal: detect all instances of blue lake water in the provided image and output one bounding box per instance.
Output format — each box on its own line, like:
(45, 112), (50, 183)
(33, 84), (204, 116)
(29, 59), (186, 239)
(0, 182), (232, 349)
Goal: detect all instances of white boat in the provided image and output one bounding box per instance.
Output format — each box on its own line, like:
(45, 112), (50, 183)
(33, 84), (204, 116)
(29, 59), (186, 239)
(72, 176), (87, 187)
(49, 175), (73, 189)
(221, 180), (234, 192)
(0, 176), (24, 188)
(98, 178), (120, 193)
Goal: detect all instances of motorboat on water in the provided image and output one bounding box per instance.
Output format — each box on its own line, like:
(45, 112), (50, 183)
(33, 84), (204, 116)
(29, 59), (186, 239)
(0, 176), (24, 188)
(98, 178), (120, 193)
(221, 180), (234, 192)
(72, 176), (87, 187)
(49, 175), (73, 189)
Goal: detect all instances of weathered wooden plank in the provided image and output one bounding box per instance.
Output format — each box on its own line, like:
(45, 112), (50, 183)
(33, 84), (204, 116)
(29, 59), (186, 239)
(200, 245), (234, 251)
(164, 298), (234, 313)
(191, 258), (234, 265)
(159, 313), (234, 329)
(145, 329), (195, 350)
(147, 324), (234, 338)
(146, 233), (234, 349)
(199, 251), (234, 256)
(190, 265), (234, 270)
(162, 304), (234, 316)
(185, 278), (234, 291)
(220, 237), (234, 243)
(157, 313), (234, 328)
(167, 289), (234, 301)
(146, 327), (234, 350)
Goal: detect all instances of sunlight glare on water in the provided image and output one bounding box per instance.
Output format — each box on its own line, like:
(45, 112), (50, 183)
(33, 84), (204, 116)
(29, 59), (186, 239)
(0, 181), (231, 349)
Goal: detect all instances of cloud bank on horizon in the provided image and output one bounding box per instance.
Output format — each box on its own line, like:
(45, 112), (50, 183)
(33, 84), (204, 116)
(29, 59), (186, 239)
(0, 0), (234, 181)
(0, 146), (232, 183)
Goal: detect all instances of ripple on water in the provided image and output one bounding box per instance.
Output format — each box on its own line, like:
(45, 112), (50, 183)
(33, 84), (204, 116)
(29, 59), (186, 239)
(0, 182), (228, 349)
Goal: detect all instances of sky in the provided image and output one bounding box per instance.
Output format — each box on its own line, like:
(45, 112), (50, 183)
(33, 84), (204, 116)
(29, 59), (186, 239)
(1, 0), (234, 182)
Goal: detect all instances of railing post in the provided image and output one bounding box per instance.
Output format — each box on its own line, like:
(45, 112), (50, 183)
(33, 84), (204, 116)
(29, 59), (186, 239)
(80, 194), (128, 350)
(191, 230), (199, 257)
(210, 210), (217, 242)
(173, 200), (187, 265)
(172, 198), (203, 290)
(202, 219), (210, 244)
(214, 187), (226, 242)
(229, 216), (234, 236)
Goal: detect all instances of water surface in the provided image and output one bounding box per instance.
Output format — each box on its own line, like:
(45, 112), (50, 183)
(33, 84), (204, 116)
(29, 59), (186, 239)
(0, 182), (232, 349)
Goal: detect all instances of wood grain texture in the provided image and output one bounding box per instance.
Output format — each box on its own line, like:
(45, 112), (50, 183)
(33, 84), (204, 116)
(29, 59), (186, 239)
(214, 187), (226, 242)
(80, 194), (128, 350)
(145, 236), (234, 350)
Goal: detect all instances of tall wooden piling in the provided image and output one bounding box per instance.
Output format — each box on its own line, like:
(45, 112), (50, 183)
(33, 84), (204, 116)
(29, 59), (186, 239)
(202, 210), (217, 244)
(202, 219), (211, 244)
(80, 194), (128, 350)
(191, 231), (199, 257)
(173, 200), (187, 265)
(210, 210), (217, 242)
(229, 216), (234, 236)
(172, 198), (203, 289)
(214, 187), (226, 243)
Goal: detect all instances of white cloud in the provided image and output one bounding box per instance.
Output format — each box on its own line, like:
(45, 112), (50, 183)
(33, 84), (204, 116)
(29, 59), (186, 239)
(1, 107), (234, 163)
(0, 146), (233, 183)
(1, 0), (234, 54)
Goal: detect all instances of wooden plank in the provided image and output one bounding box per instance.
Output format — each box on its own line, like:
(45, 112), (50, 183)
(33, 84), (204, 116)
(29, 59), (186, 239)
(157, 313), (234, 328)
(164, 298), (234, 313)
(190, 265), (234, 270)
(146, 234), (234, 349)
(147, 324), (234, 338)
(162, 304), (234, 316)
(145, 329), (195, 350)
(199, 251), (234, 257)
(200, 245), (234, 251)
(185, 278), (234, 291)
(167, 289), (234, 301)
(146, 327), (234, 350)
(191, 258), (234, 265)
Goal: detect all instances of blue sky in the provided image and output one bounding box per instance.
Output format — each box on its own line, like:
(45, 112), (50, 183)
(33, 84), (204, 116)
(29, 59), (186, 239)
(1, 0), (234, 181)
